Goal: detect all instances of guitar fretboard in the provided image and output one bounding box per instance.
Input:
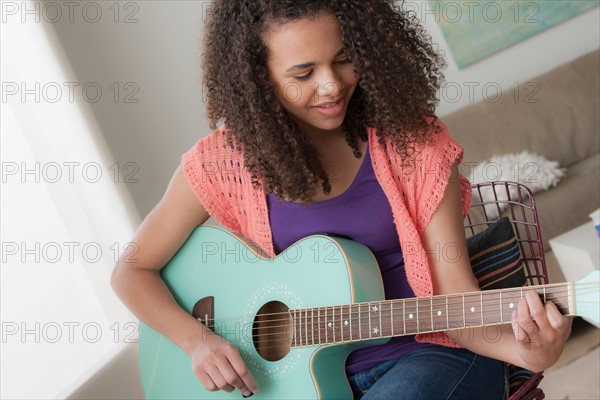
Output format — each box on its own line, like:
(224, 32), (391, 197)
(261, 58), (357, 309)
(290, 283), (572, 347)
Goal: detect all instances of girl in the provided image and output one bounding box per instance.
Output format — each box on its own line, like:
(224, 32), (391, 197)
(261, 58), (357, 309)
(111, 1), (571, 398)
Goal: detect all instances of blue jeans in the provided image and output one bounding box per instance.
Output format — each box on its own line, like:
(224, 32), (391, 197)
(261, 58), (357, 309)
(347, 346), (508, 400)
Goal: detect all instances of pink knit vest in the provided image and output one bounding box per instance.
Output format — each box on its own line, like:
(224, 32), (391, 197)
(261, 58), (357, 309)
(182, 119), (472, 347)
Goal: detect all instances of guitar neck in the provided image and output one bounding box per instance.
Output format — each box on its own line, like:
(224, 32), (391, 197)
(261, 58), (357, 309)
(289, 282), (573, 347)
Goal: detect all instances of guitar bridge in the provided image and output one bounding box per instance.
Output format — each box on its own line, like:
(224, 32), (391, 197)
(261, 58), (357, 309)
(192, 296), (214, 332)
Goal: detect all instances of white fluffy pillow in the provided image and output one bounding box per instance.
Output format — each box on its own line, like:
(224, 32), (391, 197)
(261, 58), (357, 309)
(467, 151), (566, 219)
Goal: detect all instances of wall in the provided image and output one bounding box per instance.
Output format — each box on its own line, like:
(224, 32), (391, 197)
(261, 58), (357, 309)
(46, 1), (599, 218)
(2, 8), (139, 398)
(410, 0), (600, 115)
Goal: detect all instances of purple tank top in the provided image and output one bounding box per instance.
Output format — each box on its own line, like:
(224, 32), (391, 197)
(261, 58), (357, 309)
(267, 144), (432, 375)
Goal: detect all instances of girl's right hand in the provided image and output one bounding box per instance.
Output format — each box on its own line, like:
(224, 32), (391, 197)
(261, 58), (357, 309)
(111, 164), (259, 397)
(190, 329), (259, 397)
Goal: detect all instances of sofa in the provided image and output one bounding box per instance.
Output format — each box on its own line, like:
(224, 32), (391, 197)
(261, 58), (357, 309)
(444, 49), (600, 284)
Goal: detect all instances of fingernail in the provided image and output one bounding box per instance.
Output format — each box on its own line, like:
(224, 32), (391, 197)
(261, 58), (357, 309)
(242, 392), (254, 398)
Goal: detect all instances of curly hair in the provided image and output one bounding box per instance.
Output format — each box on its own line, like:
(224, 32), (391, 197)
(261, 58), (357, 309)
(202, 0), (446, 203)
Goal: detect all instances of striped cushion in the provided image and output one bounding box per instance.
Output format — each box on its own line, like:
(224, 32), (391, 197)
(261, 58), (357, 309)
(467, 217), (526, 290)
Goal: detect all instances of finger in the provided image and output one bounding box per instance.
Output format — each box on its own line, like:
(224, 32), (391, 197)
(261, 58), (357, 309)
(219, 366), (246, 394)
(511, 310), (529, 343)
(545, 301), (568, 330)
(223, 345), (259, 395)
(525, 290), (551, 331)
(229, 352), (259, 395)
(517, 296), (533, 325)
(195, 370), (219, 392)
(206, 365), (235, 393)
(517, 298), (537, 340)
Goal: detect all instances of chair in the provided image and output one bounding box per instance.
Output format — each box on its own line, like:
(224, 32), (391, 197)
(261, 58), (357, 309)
(465, 181), (547, 400)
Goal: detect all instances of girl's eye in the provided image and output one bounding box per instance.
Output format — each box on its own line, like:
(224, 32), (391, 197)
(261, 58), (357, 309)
(336, 58), (352, 64)
(294, 71), (313, 81)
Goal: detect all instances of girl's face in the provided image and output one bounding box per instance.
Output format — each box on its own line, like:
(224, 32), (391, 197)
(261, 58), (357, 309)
(263, 11), (358, 137)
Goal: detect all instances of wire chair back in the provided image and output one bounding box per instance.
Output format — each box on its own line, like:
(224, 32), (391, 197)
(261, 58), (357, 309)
(465, 181), (548, 286)
(466, 181), (548, 400)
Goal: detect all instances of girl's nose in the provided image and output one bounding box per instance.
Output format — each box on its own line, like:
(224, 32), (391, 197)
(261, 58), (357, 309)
(315, 70), (343, 99)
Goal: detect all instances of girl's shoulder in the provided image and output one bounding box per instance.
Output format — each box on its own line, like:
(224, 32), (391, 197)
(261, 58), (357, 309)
(370, 118), (458, 161)
(187, 125), (243, 160)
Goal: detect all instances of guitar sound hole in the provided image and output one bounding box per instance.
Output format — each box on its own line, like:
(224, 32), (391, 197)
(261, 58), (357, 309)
(253, 301), (292, 362)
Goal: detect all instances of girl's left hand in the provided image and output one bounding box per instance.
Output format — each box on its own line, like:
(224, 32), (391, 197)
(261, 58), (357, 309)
(511, 290), (573, 372)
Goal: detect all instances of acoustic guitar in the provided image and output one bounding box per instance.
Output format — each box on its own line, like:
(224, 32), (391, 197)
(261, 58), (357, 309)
(139, 226), (599, 399)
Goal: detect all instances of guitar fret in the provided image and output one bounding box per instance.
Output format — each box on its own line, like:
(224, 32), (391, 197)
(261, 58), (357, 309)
(330, 306), (335, 344)
(368, 302), (373, 338)
(378, 301), (382, 338)
(338, 305), (343, 342)
(300, 309), (305, 346)
(350, 306), (360, 340)
(307, 308), (312, 346)
(338, 306), (342, 342)
(344, 305), (351, 342)
(302, 309), (306, 347)
(329, 307), (334, 344)
(430, 298), (434, 332)
(305, 308), (310, 346)
(305, 308), (309, 346)
(462, 294), (466, 328)
(480, 292), (484, 326)
(465, 293), (480, 326)
(312, 308), (315, 345)
(336, 306), (340, 342)
(296, 309), (300, 347)
(543, 286), (547, 303)
(431, 296), (441, 332)
(445, 294), (449, 330)
(405, 298), (417, 334)
(317, 307), (321, 345)
(298, 310), (302, 346)
(332, 306), (336, 343)
(391, 300), (395, 336)
(328, 306), (332, 344)
(322, 307), (326, 344)
(402, 299), (406, 334)
(310, 308), (315, 346)
(337, 306), (341, 342)
(293, 309), (298, 347)
(339, 305), (343, 342)
(347, 305), (351, 341)
(416, 297), (420, 333)
(341, 305), (345, 342)
(499, 291), (503, 324)
(358, 303), (363, 340)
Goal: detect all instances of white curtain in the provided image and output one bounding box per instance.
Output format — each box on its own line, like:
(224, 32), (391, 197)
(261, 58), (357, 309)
(1, 4), (140, 398)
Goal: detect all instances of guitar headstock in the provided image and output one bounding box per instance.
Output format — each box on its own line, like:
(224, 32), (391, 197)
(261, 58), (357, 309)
(575, 271), (600, 327)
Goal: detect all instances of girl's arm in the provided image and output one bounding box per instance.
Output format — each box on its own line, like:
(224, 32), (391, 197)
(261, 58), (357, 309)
(110, 165), (258, 396)
(422, 163), (572, 373)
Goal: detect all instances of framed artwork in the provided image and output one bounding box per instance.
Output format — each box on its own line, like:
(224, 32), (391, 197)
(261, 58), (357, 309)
(429, 0), (599, 69)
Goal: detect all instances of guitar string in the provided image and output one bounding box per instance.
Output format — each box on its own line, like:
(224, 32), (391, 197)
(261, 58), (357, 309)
(249, 303), (599, 351)
(240, 291), (598, 349)
(202, 287), (595, 330)
(227, 300), (599, 345)
(209, 290), (595, 333)
(197, 283), (588, 324)
(198, 286), (598, 345)
(201, 283), (577, 323)
(246, 291), (583, 342)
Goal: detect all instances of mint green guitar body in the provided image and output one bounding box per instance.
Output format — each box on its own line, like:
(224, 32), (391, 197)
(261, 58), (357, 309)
(139, 226), (387, 399)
